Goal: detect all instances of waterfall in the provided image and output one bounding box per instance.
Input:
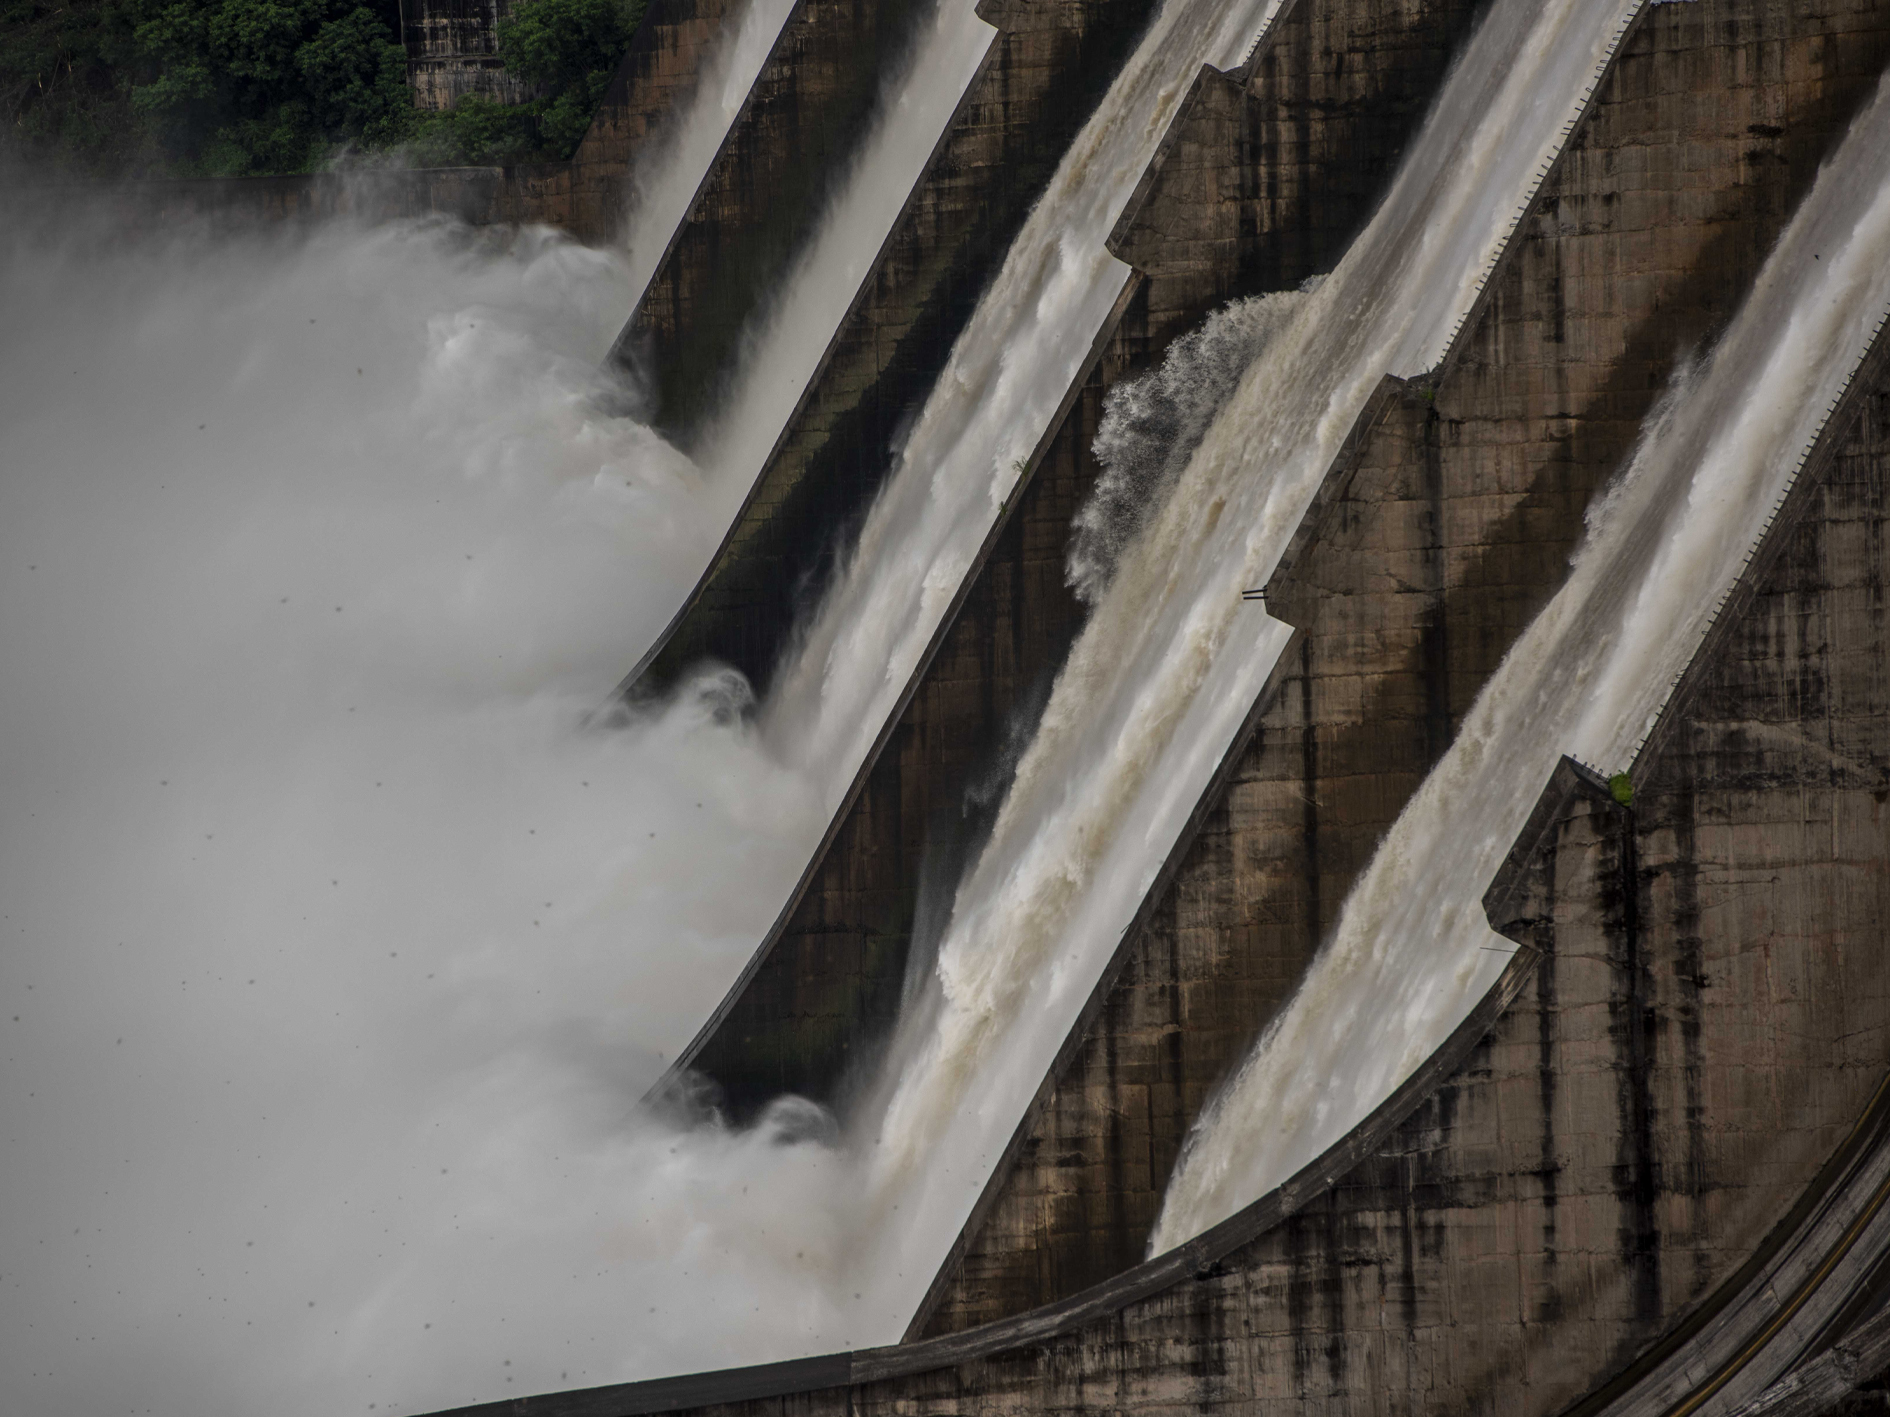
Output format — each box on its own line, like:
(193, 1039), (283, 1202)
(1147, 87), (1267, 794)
(620, 0), (800, 306)
(835, 0), (1647, 1321)
(1155, 69), (1890, 1250)
(692, 0), (994, 494)
(758, 0), (1288, 800)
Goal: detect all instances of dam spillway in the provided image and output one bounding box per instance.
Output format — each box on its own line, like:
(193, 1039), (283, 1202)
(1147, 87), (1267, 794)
(454, 0), (1890, 1407)
(923, 0), (1890, 1333)
(818, 0), (1656, 1330)
(14, 0), (1890, 1408)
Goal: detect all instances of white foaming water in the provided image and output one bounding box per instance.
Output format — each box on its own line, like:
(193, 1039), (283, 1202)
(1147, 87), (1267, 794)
(762, 0), (1286, 798)
(619, 0), (799, 304)
(684, 0), (993, 497)
(0, 214), (866, 1417)
(837, 0), (1646, 1316)
(1068, 288), (1313, 604)
(1155, 72), (1890, 1249)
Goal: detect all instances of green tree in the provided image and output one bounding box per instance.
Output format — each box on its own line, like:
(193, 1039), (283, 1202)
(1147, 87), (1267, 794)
(501, 0), (638, 155)
(1, 0), (143, 172)
(126, 0), (413, 172)
(3, 0), (644, 174)
(414, 0), (644, 164)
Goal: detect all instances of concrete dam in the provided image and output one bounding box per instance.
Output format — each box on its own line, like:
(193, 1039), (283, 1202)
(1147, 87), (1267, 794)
(38, 0), (1890, 1410)
(449, 0), (1890, 1409)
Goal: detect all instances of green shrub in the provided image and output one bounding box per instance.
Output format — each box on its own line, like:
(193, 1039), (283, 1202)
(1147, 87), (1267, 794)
(125, 0), (414, 173)
(408, 92), (537, 167)
(2, 0), (145, 172)
(3, 0), (644, 175)
(405, 0), (642, 165)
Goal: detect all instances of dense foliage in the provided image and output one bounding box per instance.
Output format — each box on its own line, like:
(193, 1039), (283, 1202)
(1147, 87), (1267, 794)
(1, 0), (644, 176)
(414, 0), (645, 166)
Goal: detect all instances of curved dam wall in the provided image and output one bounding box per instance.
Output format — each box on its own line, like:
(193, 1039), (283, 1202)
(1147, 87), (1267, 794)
(914, 0), (1890, 1333)
(671, 0), (1491, 1119)
(422, 292), (1890, 1417)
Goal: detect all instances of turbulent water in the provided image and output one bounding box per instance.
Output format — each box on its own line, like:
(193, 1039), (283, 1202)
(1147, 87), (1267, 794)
(760, 0), (1287, 799)
(0, 6), (995, 1411)
(1155, 69), (1890, 1249)
(12, 0), (1884, 1408)
(830, 0), (1648, 1318)
(671, 0), (993, 495)
(1068, 288), (1314, 605)
(0, 4), (1013, 1410)
(619, 0), (799, 308)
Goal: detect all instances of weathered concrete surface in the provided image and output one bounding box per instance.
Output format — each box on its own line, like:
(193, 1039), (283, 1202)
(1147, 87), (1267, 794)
(403, 0), (531, 110)
(1725, 1304), (1890, 1415)
(917, 0), (1890, 1334)
(672, 0), (1492, 1121)
(422, 341), (1890, 1417)
(1106, 0), (1483, 330)
(618, 0), (941, 443)
(631, 0), (1161, 700)
(525, 0), (753, 243)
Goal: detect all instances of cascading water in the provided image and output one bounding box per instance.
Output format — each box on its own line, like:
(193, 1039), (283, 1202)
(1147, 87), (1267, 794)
(760, 0), (1287, 800)
(832, 0), (1647, 1319)
(0, 0), (945, 1394)
(619, 0), (800, 305)
(1154, 70), (1890, 1249)
(1067, 287), (1316, 605)
(15, 0), (1877, 1407)
(662, 0), (993, 512)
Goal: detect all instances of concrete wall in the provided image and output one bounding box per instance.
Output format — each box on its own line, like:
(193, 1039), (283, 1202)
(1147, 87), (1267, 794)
(917, 0), (1890, 1334)
(404, 0), (532, 110)
(424, 324), (1890, 1417)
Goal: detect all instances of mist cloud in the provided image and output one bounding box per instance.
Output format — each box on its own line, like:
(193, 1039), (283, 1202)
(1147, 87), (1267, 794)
(0, 209), (861, 1417)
